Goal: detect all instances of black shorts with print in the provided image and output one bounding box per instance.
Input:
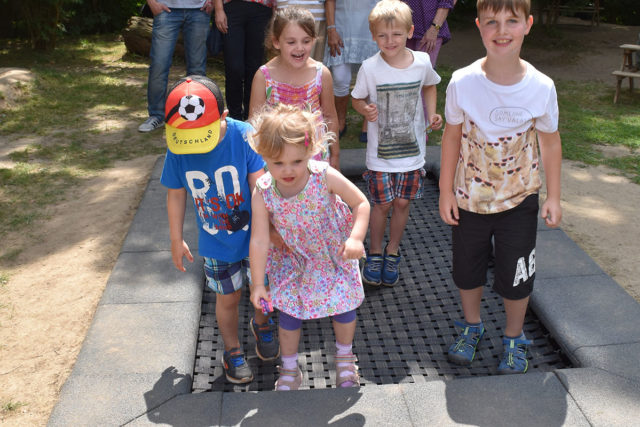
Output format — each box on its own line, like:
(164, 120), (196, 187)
(451, 194), (539, 300)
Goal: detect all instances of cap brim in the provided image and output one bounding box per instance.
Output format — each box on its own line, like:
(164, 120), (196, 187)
(166, 118), (221, 154)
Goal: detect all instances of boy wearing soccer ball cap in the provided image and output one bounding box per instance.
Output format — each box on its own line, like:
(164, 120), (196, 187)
(160, 75), (279, 384)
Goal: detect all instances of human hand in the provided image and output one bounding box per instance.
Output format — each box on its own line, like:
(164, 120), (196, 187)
(149, 0), (171, 15)
(428, 114), (443, 131)
(419, 27), (439, 52)
(540, 197), (562, 228)
(171, 239), (194, 272)
(327, 28), (344, 57)
(363, 103), (378, 122)
(439, 191), (459, 226)
(214, 8), (228, 33)
(201, 0), (214, 14)
(340, 237), (365, 260)
(250, 284), (269, 311)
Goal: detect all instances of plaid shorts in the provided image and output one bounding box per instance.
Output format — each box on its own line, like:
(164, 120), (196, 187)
(203, 257), (251, 295)
(363, 168), (426, 204)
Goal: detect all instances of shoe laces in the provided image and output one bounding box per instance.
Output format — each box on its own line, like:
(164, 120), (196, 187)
(503, 338), (530, 367)
(227, 352), (246, 367)
(452, 321), (482, 352)
(367, 257), (383, 272)
(255, 319), (274, 343)
(385, 257), (400, 273)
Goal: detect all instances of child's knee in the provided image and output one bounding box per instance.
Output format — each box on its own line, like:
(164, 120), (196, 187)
(392, 197), (410, 210)
(216, 289), (242, 309)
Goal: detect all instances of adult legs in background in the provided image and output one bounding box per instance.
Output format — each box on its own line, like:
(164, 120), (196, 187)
(182, 9), (210, 77)
(147, 11), (183, 120)
(223, 1), (272, 120)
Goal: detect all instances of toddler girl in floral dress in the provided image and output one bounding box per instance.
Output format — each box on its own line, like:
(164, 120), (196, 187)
(248, 104), (369, 390)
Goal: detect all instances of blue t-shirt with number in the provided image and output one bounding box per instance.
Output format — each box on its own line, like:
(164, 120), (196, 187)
(160, 118), (264, 262)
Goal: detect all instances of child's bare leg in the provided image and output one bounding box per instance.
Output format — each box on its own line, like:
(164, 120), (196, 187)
(216, 290), (242, 350)
(386, 198), (410, 254)
(332, 318), (356, 346)
(459, 287), (484, 324)
(279, 327), (301, 356)
(369, 202), (392, 254)
(503, 296), (530, 337)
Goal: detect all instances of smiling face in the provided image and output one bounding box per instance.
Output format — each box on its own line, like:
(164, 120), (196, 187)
(272, 22), (315, 69)
(475, 7), (533, 59)
(264, 143), (312, 197)
(372, 20), (413, 63)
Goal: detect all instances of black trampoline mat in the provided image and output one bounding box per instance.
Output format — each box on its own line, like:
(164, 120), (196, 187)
(192, 179), (571, 393)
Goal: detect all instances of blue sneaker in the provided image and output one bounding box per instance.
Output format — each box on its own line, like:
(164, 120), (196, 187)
(497, 336), (532, 374)
(223, 348), (253, 384)
(362, 254), (383, 285)
(381, 251), (402, 286)
(250, 317), (280, 361)
(447, 320), (485, 366)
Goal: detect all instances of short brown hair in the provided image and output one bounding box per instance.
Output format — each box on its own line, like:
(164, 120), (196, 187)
(368, 0), (413, 34)
(477, 0), (531, 17)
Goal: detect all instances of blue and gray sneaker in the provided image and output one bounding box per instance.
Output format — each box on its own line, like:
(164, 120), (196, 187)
(381, 251), (402, 286)
(497, 335), (532, 374)
(223, 348), (253, 384)
(447, 320), (485, 366)
(250, 316), (280, 361)
(362, 254), (384, 286)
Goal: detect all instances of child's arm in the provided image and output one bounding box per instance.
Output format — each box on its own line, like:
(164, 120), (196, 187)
(167, 188), (194, 272)
(326, 167), (370, 260)
(352, 97), (378, 123)
(422, 85), (443, 130)
(438, 122), (462, 226)
(538, 130), (562, 228)
(320, 65), (340, 170)
(249, 188), (271, 310)
(248, 69), (267, 121)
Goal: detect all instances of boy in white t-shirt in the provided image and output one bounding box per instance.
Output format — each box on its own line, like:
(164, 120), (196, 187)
(439, 0), (562, 374)
(352, 0), (442, 287)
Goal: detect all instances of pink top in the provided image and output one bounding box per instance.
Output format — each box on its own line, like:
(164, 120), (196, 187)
(260, 61), (328, 161)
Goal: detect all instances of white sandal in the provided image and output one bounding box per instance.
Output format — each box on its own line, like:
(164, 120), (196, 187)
(275, 366), (302, 391)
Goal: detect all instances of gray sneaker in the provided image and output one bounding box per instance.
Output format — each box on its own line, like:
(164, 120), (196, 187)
(138, 116), (163, 132)
(250, 316), (280, 361)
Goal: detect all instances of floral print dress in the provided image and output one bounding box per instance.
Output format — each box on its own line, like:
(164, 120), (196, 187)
(256, 160), (364, 319)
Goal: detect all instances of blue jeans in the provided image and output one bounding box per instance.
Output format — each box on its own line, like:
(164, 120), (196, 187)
(147, 8), (210, 119)
(222, 1), (272, 120)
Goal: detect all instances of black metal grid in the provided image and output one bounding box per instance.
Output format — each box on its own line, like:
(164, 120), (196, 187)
(192, 178), (571, 392)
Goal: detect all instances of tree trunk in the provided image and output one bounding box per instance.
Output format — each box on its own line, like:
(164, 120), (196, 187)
(122, 16), (185, 58)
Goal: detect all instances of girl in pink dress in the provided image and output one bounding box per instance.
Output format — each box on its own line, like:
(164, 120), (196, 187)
(248, 104), (369, 391)
(249, 6), (340, 169)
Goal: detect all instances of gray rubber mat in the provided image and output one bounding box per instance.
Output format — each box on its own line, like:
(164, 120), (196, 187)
(192, 179), (571, 392)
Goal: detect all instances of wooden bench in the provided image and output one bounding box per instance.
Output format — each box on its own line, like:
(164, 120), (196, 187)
(539, 0), (603, 26)
(613, 44), (640, 103)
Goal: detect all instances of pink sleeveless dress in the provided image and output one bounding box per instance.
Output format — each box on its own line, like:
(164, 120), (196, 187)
(256, 160), (364, 319)
(260, 61), (329, 161)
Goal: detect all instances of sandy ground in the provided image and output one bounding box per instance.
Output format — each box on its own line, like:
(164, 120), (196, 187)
(1, 18), (640, 426)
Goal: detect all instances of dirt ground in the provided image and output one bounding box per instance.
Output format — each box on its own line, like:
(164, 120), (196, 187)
(1, 18), (640, 426)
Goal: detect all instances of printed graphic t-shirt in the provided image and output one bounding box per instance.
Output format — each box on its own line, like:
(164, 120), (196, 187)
(445, 59), (559, 214)
(161, 118), (265, 262)
(351, 50), (441, 173)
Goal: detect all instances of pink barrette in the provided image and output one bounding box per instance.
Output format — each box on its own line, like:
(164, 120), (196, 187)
(304, 131), (309, 147)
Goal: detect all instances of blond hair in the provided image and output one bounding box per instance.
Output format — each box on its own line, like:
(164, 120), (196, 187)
(249, 104), (332, 160)
(368, 0), (413, 34)
(477, 0), (530, 17)
(265, 6), (317, 52)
